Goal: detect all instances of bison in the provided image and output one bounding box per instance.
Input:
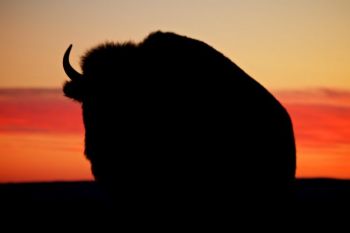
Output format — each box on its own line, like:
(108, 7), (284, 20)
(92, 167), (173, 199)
(63, 31), (296, 212)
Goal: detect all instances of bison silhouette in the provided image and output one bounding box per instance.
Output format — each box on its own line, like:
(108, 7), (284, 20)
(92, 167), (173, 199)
(63, 31), (296, 211)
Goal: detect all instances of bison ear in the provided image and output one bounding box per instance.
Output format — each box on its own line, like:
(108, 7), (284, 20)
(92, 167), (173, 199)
(63, 80), (84, 102)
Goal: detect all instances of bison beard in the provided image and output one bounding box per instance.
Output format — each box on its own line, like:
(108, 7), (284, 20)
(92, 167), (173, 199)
(63, 31), (296, 213)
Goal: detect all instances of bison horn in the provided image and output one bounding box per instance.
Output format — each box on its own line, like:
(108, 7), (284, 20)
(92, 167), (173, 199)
(63, 44), (82, 81)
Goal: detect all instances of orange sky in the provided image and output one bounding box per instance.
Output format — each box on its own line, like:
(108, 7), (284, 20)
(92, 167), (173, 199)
(0, 89), (349, 182)
(1, 0), (350, 90)
(0, 1), (350, 182)
(0, 89), (91, 182)
(275, 89), (350, 178)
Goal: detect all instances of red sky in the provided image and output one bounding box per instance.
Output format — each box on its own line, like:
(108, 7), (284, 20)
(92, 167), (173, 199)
(1, 1), (350, 182)
(275, 89), (350, 178)
(0, 88), (349, 182)
(0, 89), (90, 182)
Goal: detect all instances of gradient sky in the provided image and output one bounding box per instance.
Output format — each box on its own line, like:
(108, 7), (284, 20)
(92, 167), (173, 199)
(0, 1), (350, 182)
(1, 0), (350, 89)
(1, 89), (350, 182)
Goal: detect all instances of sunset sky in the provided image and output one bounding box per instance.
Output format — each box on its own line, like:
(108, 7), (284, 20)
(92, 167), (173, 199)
(0, 0), (350, 182)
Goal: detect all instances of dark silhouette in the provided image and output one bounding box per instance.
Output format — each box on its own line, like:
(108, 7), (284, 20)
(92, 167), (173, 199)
(2, 179), (349, 224)
(63, 31), (296, 213)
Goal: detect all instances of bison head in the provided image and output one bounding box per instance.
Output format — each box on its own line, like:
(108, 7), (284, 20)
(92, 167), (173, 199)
(63, 31), (296, 209)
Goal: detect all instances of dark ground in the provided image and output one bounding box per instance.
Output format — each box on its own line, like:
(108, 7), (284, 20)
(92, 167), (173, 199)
(1, 179), (349, 223)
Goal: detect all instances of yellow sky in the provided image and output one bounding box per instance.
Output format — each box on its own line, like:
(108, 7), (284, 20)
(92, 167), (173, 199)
(1, 0), (349, 90)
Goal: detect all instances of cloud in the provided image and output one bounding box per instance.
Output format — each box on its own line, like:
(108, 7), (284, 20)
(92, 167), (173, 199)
(0, 88), (349, 179)
(273, 88), (350, 149)
(0, 89), (83, 134)
(1, 88), (349, 148)
(273, 89), (350, 178)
